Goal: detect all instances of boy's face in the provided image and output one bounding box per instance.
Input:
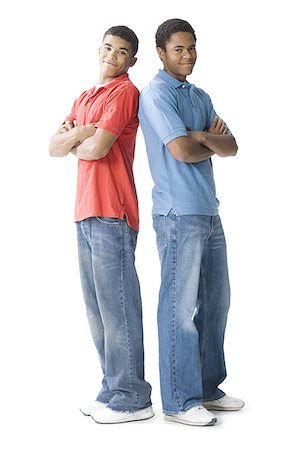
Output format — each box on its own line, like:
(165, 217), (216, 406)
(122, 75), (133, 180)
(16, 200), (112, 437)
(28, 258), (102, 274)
(99, 34), (136, 81)
(157, 31), (197, 82)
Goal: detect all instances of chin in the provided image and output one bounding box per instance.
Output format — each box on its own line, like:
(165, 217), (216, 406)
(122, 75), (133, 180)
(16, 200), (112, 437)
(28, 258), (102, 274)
(178, 71), (191, 79)
(104, 69), (118, 78)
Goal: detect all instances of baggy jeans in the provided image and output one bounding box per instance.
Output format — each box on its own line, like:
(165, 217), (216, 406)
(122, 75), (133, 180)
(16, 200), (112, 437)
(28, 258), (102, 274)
(153, 211), (230, 414)
(76, 216), (152, 411)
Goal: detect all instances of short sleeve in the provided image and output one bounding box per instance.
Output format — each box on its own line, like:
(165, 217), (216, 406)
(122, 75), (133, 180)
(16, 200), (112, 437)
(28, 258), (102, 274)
(139, 88), (188, 145)
(64, 92), (85, 123)
(64, 103), (76, 123)
(95, 85), (138, 137)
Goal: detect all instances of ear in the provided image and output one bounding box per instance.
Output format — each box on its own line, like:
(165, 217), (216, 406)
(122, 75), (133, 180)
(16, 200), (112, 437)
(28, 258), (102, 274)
(129, 56), (137, 67)
(156, 47), (165, 62)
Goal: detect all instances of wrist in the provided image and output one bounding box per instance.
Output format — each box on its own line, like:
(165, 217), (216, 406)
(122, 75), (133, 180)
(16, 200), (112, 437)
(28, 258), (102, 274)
(198, 131), (207, 144)
(188, 130), (206, 144)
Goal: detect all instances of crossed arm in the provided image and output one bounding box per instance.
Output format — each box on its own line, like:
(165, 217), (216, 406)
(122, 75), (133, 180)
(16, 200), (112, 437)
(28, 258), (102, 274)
(49, 121), (117, 160)
(49, 115), (236, 163)
(167, 116), (238, 163)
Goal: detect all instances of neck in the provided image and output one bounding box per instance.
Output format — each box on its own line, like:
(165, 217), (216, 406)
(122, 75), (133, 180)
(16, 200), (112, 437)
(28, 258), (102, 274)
(99, 72), (127, 84)
(99, 74), (114, 84)
(163, 68), (186, 82)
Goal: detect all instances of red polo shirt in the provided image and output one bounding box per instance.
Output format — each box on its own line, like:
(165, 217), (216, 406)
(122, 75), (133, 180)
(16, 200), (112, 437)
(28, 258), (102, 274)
(65, 73), (140, 231)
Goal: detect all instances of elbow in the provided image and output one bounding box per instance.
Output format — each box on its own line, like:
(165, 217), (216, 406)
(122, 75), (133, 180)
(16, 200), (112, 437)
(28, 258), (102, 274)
(168, 147), (191, 163)
(232, 143), (238, 156)
(88, 143), (111, 160)
(167, 139), (190, 163)
(48, 137), (68, 157)
(230, 138), (238, 156)
(48, 145), (68, 157)
(179, 153), (192, 163)
(220, 136), (238, 157)
(229, 144), (238, 157)
(48, 138), (56, 156)
(173, 153), (189, 163)
(49, 143), (58, 157)
(219, 142), (238, 158)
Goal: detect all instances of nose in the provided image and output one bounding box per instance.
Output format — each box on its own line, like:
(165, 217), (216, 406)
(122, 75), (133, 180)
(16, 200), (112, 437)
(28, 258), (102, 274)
(182, 49), (192, 59)
(108, 49), (117, 60)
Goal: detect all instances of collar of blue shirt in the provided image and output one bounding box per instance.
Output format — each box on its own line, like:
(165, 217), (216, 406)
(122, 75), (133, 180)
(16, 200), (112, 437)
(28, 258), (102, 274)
(157, 69), (193, 89)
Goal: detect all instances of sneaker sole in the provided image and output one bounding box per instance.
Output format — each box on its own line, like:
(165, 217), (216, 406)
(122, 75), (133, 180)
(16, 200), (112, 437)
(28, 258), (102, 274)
(92, 411), (155, 424)
(79, 409), (91, 416)
(203, 404), (245, 411)
(164, 415), (217, 426)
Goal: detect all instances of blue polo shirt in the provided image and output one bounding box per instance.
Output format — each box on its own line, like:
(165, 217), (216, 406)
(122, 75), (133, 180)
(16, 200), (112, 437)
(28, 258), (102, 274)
(139, 69), (228, 217)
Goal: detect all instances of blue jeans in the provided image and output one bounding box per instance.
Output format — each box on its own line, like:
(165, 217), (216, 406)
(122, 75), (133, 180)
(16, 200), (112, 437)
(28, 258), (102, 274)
(76, 217), (152, 411)
(153, 211), (230, 414)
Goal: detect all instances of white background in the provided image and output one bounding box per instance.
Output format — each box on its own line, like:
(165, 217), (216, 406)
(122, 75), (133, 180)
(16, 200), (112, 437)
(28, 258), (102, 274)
(0, 0), (301, 448)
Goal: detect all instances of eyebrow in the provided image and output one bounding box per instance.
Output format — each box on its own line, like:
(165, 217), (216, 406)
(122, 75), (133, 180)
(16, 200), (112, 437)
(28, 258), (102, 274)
(103, 42), (129, 52)
(172, 44), (196, 49)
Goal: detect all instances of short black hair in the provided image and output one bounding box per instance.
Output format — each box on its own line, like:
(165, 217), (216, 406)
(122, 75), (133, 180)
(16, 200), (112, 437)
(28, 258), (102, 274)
(155, 18), (196, 50)
(103, 25), (139, 56)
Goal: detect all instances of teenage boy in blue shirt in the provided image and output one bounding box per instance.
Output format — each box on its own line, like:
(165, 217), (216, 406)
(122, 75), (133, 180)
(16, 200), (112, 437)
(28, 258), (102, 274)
(139, 18), (244, 426)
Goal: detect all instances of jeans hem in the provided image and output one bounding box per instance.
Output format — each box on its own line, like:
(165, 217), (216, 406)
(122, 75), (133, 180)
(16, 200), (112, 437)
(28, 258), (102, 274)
(202, 392), (225, 403)
(107, 401), (152, 413)
(163, 402), (203, 415)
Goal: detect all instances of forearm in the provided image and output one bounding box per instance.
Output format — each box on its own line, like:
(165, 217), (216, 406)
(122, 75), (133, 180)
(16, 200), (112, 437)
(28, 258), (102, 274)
(184, 139), (214, 163)
(72, 131), (115, 161)
(190, 131), (238, 157)
(49, 127), (80, 157)
(167, 136), (214, 163)
(71, 140), (109, 160)
(203, 134), (237, 157)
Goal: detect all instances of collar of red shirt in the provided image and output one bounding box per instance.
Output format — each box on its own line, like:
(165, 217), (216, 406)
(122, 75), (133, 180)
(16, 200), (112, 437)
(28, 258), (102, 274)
(94, 72), (130, 92)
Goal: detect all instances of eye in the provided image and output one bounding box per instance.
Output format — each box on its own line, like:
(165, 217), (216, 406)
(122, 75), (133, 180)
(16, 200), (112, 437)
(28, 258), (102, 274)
(118, 50), (127, 55)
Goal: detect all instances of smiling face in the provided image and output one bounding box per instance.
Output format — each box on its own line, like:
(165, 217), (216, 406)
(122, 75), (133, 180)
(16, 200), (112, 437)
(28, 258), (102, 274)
(157, 31), (197, 82)
(99, 34), (137, 83)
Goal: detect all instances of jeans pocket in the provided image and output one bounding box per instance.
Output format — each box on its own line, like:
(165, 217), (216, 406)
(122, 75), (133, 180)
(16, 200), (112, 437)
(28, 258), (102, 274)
(95, 216), (121, 225)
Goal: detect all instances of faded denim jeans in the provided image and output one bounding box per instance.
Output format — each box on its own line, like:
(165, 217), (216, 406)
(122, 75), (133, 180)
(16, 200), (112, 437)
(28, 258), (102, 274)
(153, 211), (230, 414)
(76, 217), (152, 411)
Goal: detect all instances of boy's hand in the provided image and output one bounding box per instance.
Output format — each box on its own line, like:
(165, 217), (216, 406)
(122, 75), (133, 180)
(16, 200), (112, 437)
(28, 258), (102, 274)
(208, 116), (228, 135)
(76, 123), (97, 142)
(57, 121), (96, 142)
(58, 120), (76, 133)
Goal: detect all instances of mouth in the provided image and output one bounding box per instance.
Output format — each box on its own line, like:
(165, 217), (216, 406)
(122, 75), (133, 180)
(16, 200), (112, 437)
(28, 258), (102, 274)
(103, 61), (118, 67)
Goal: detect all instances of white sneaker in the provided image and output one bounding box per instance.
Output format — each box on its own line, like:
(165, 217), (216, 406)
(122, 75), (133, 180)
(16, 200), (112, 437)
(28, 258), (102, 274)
(91, 405), (154, 424)
(203, 395), (245, 411)
(79, 400), (107, 416)
(164, 405), (217, 426)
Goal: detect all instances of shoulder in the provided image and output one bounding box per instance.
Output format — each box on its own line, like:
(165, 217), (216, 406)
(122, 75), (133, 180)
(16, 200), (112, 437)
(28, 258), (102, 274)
(140, 78), (176, 103)
(110, 78), (139, 99)
(74, 87), (91, 103)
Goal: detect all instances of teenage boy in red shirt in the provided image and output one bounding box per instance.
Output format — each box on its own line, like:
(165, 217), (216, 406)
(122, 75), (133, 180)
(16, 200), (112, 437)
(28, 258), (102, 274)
(49, 26), (153, 425)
